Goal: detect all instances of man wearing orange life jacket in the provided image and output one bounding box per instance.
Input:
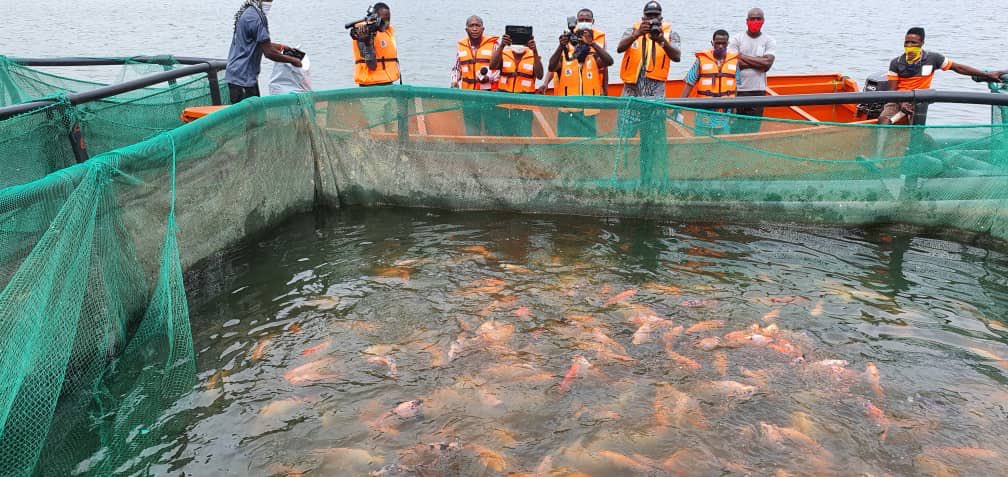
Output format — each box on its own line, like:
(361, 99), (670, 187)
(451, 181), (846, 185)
(539, 8), (610, 96)
(680, 30), (739, 135)
(616, 1), (680, 186)
(547, 8), (614, 137)
(489, 30), (543, 136)
(451, 16), (500, 135)
(350, 2), (400, 87)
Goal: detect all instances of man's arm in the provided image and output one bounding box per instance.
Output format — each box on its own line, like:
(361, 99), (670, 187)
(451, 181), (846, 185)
(548, 34), (569, 73)
(590, 32), (615, 67)
(617, 25), (646, 53)
(261, 41), (302, 67)
(950, 61), (1003, 82)
(529, 38), (544, 80)
(658, 31), (681, 63)
(490, 36), (507, 70)
(680, 60), (699, 97)
(736, 36), (775, 71)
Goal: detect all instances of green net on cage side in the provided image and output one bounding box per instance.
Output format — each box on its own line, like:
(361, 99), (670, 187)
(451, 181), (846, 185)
(0, 84), (1006, 475)
(0, 57), (227, 189)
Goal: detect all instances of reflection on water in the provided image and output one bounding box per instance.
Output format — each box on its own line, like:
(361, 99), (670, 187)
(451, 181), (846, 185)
(160, 208), (1007, 475)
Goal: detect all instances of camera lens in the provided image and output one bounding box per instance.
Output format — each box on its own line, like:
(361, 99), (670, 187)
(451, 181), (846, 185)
(479, 67), (488, 75)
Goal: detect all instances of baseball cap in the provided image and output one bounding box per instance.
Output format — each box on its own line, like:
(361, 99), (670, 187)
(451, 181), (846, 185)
(643, 1), (662, 14)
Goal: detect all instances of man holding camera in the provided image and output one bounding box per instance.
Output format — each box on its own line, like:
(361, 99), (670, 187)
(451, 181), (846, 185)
(616, 1), (679, 186)
(451, 16), (500, 135)
(349, 2), (400, 87)
(617, 1), (680, 100)
(489, 30), (543, 136)
(547, 9), (614, 137)
(225, 0), (303, 104)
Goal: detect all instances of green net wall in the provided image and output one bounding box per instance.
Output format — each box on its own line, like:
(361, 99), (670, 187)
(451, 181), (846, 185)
(0, 85), (1006, 475)
(0, 56), (226, 190)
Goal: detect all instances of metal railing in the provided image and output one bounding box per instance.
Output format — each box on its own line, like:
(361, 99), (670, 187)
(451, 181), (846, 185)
(0, 56), (227, 163)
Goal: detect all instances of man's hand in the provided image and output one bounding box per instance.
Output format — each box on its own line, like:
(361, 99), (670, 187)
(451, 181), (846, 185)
(634, 21), (650, 39)
(290, 58), (303, 68)
(501, 34), (512, 47)
(528, 37), (538, 54)
(536, 85), (548, 94)
(558, 33), (570, 49)
(579, 30), (593, 45)
(355, 25), (369, 38)
(990, 70), (1006, 82)
(451, 81), (459, 88)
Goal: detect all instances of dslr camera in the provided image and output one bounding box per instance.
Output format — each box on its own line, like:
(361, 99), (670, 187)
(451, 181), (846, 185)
(564, 16), (593, 47)
(648, 17), (663, 38)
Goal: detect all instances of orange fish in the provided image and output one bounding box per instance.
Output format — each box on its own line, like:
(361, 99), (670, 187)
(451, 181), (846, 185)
(686, 320), (725, 334)
(205, 368), (230, 391)
(696, 337), (722, 351)
(643, 282), (682, 295)
(914, 454), (958, 477)
(559, 355), (592, 393)
(302, 338), (332, 357)
(251, 337), (271, 361)
(465, 443), (507, 472)
(461, 278), (507, 295)
(810, 300), (824, 316)
(512, 306), (533, 319)
(461, 245), (495, 259)
(375, 266), (411, 281)
(667, 351), (702, 371)
(367, 355), (398, 378)
(714, 352), (729, 377)
(287, 322), (302, 334)
(762, 309), (781, 321)
(861, 399), (889, 442)
(605, 288), (638, 306)
(924, 446), (999, 460)
(687, 246), (727, 258)
(864, 361), (884, 400)
(477, 320), (515, 344)
(499, 263), (533, 274)
(284, 358), (339, 385)
(654, 383), (707, 429)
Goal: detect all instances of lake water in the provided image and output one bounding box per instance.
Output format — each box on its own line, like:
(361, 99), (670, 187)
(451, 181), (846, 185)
(9, 0), (1007, 123)
(85, 207), (1008, 476)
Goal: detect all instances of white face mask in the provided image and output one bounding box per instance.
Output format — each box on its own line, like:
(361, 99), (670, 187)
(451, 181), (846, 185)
(511, 45), (526, 55)
(260, 1), (272, 15)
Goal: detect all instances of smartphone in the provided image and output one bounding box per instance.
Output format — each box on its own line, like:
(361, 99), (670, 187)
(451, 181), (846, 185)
(505, 25), (533, 46)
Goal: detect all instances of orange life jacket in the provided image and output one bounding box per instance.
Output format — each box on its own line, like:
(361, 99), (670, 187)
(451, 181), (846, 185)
(555, 29), (606, 96)
(457, 35), (499, 90)
(499, 48), (537, 94)
(619, 21), (672, 84)
(693, 49), (738, 97)
(352, 26), (400, 86)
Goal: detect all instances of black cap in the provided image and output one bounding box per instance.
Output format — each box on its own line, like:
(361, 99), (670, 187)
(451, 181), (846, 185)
(643, 1), (662, 14)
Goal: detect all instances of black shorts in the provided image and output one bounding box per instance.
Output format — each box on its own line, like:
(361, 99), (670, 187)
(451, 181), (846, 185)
(228, 83), (261, 104)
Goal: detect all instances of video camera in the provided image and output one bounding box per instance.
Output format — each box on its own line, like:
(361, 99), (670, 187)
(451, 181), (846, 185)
(344, 5), (389, 38)
(345, 5), (389, 71)
(647, 17), (663, 38)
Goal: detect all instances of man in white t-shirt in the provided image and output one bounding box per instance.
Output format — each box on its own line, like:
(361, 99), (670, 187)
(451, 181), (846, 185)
(728, 7), (775, 132)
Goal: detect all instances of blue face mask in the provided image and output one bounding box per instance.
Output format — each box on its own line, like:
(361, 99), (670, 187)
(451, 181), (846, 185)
(713, 46), (727, 58)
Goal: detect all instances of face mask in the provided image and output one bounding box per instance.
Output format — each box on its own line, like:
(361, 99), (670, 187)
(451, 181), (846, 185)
(904, 46), (923, 63)
(576, 22), (593, 32)
(746, 19), (764, 33)
(261, 2), (272, 15)
(713, 46), (727, 58)
(511, 45), (527, 55)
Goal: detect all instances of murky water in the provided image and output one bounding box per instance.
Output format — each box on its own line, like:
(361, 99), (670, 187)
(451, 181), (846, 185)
(139, 207), (1008, 476)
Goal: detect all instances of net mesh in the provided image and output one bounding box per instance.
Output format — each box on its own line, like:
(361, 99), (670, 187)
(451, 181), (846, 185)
(0, 56), (226, 190)
(0, 83), (1007, 475)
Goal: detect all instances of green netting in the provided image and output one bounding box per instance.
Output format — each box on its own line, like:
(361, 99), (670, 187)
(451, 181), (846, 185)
(1, 85), (1007, 475)
(0, 56), (226, 189)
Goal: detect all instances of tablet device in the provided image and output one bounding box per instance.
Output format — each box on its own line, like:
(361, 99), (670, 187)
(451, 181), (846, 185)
(505, 25), (533, 46)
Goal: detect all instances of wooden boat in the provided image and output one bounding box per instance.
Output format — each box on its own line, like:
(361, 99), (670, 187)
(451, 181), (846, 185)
(184, 73), (909, 179)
